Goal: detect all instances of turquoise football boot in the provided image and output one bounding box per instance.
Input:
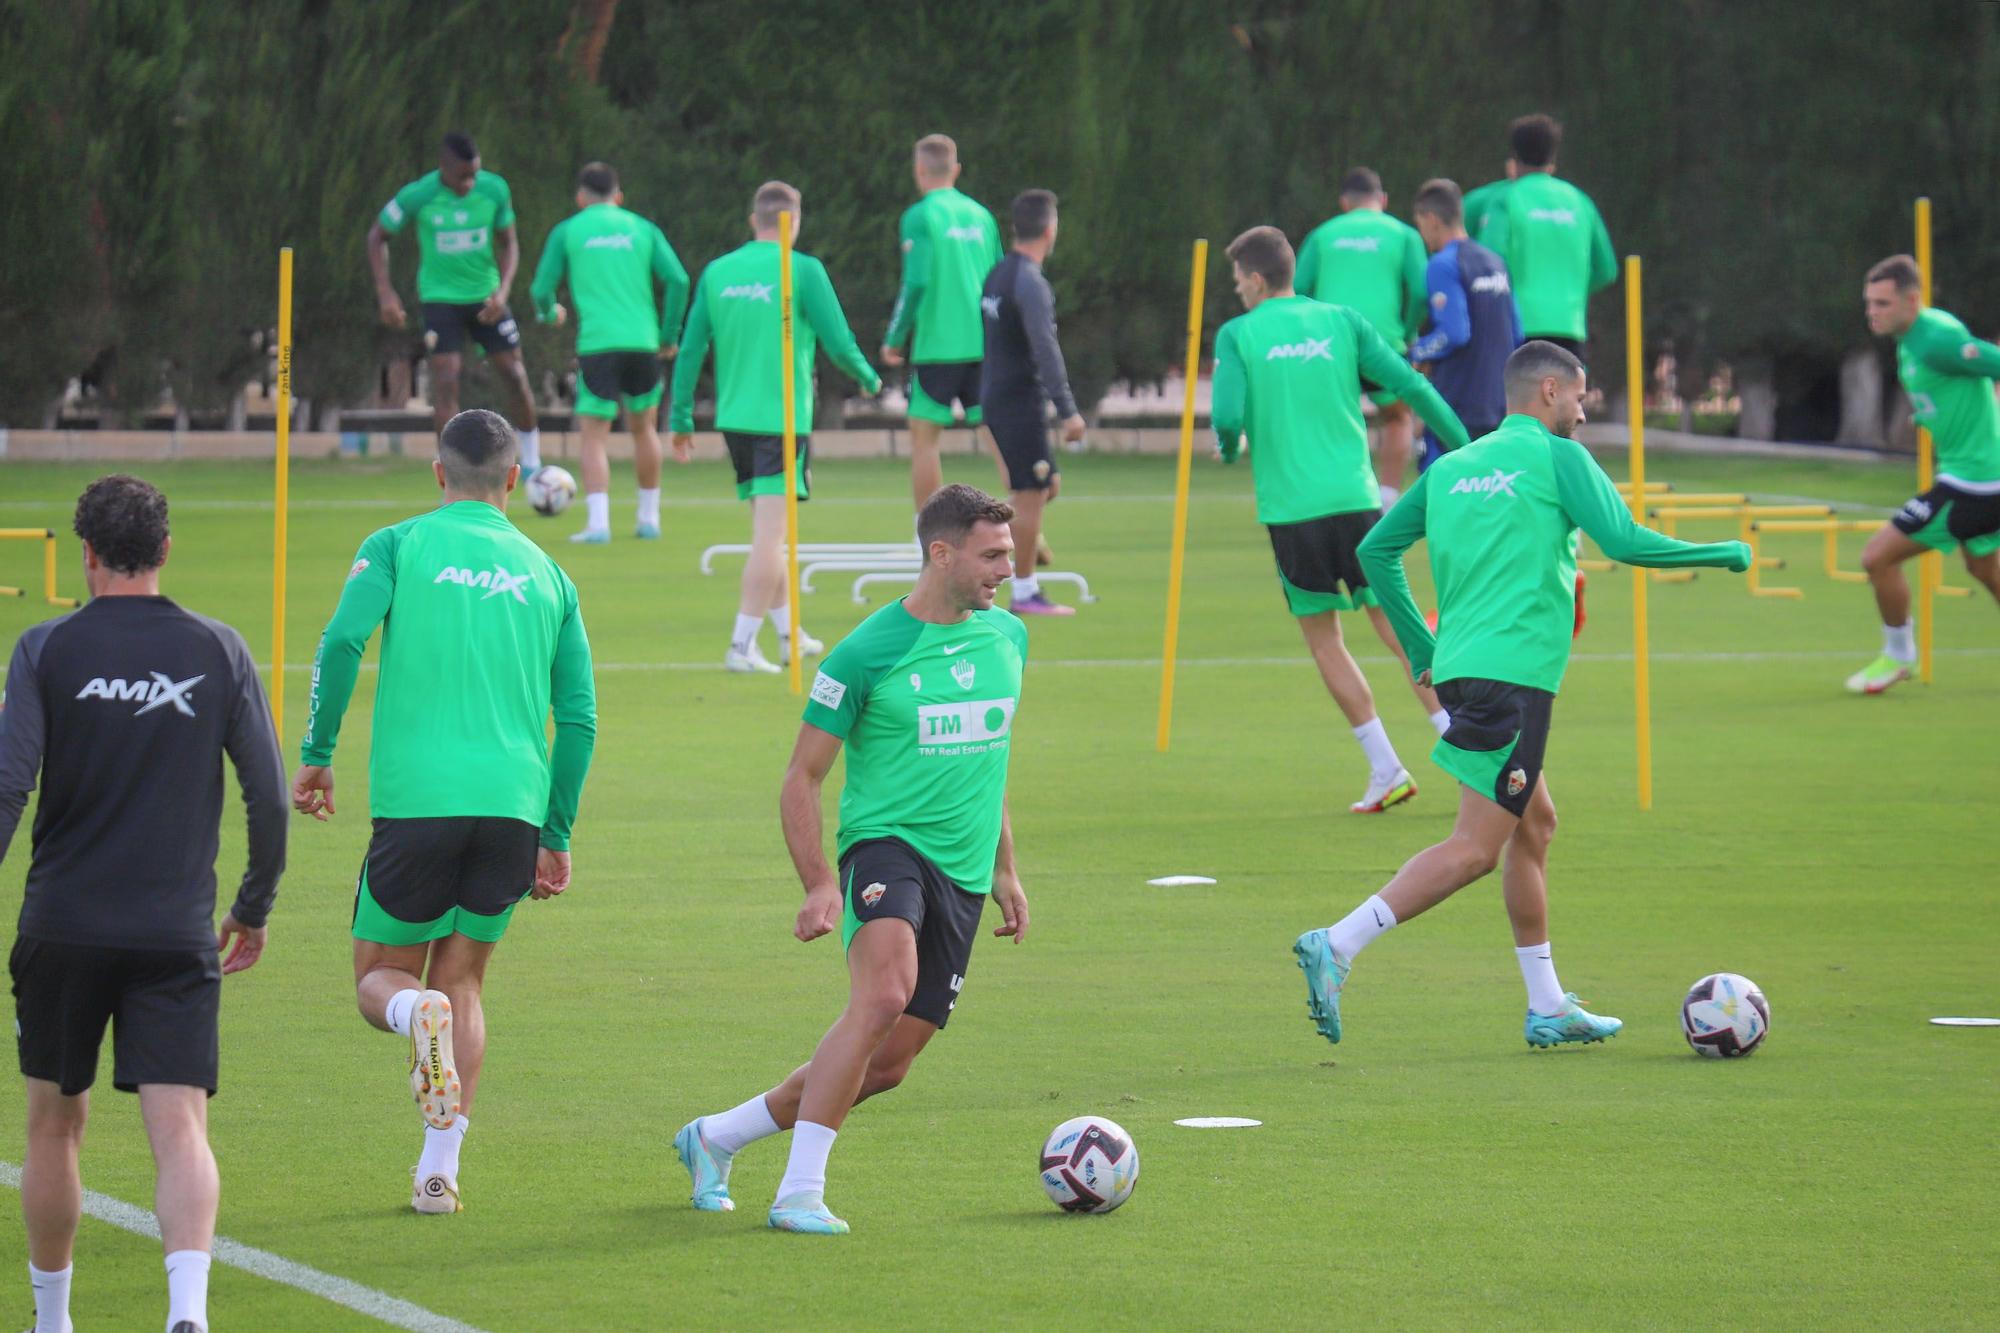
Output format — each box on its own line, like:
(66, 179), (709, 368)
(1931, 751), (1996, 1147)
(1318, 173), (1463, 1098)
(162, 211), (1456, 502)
(1525, 993), (1623, 1048)
(672, 1118), (735, 1212)
(768, 1192), (849, 1235)
(1293, 928), (1351, 1044)
(635, 521), (661, 540)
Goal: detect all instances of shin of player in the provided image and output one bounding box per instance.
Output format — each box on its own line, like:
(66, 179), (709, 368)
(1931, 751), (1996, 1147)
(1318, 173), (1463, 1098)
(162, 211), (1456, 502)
(676, 485), (1032, 1234)
(1294, 342), (1751, 1049)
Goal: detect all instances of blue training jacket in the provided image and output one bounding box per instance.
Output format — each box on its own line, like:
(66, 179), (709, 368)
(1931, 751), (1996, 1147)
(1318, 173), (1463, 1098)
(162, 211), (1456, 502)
(1410, 238), (1521, 436)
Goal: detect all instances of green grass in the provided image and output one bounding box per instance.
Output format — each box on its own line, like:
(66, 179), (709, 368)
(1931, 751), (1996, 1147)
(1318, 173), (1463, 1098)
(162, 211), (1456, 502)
(0, 447), (1996, 1329)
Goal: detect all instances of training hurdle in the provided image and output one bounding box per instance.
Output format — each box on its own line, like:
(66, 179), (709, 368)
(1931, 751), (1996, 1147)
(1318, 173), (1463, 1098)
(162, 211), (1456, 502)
(0, 529), (79, 607)
(1649, 504), (1834, 596)
(1747, 518), (1878, 597)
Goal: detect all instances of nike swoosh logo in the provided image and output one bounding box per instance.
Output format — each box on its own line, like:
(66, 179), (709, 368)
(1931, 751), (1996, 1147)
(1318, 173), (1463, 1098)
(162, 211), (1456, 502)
(942, 642), (971, 655)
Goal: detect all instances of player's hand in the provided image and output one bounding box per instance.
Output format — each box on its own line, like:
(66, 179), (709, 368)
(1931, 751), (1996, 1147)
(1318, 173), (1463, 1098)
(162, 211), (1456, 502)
(991, 873), (1030, 943)
(216, 913), (266, 975)
(477, 293), (507, 325)
(670, 432), (695, 464)
(1060, 414), (1086, 444)
(1416, 668), (1433, 688)
(532, 848), (572, 899)
(659, 343), (677, 361)
(880, 345), (905, 367)
(291, 765), (335, 820)
(795, 881), (842, 942)
(377, 292), (407, 329)
(550, 302), (568, 328)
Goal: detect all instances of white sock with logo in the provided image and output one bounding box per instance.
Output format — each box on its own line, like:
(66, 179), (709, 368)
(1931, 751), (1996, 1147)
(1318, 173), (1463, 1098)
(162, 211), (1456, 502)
(163, 1250), (209, 1333)
(636, 488), (661, 527)
(583, 491), (610, 534)
(767, 602), (792, 637)
(731, 613), (763, 654)
(1326, 894), (1397, 963)
(1378, 483), (1401, 510)
(1012, 575), (1041, 600)
(1517, 943), (1565, 1015)
(1430, 708), (1451, 735)
(418, 1116), (467, 1181)
(1883, 620), (1916, 663)
(517, 427), (542, 471)
(703, 1094), (781, 1156)
(29, 1262), (71, 1333)
(384, 988), (420, 1038)
(1352, 717), (1401, 777)
(775, 1120), (837, 1203)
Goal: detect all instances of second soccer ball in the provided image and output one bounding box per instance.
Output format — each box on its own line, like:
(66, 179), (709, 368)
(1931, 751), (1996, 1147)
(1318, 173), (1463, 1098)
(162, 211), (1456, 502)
(525, 465), (577, 517)
(1039, 1116), (1139, 1213)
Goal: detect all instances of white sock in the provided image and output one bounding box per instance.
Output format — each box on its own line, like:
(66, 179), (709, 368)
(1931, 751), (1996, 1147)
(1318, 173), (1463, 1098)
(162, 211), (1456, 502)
(1378, 483), (1401, 509)
(418, 1116), (468, 1180)
(1012, 574), (1041, 599)
(636, 488), (661, 526)
(1326, 894), (1397, 963)
(163, 1250), (209, 1333)
(1883, 620), (1916, 662)
(767, 602), (792, 637)
(1429, 708), (1451, 735)
(583, 491), (610, 533)
(775, 1120), (837, 1202)
(703, 1094), (781, 1155)
(29, 1262), (71, 1333)
(731, 613), (763, 654)
(384, 987), (420, 1038)
(1517, 942), (1565, 1015)
(518, 426), (542, 471)
(1352, 717), (1402, 777)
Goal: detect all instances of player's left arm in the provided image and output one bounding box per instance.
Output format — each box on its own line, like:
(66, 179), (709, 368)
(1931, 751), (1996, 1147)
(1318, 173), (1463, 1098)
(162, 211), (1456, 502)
(801, 260), (882, 395)
(529, 219), (567, 325)
(1294, 231), (1321, 299)
(294, 528), (398, 817)
(0, 631), (49, 868)
(482, 224), (520, 323)
(1352, 308), (1469, 450)
(668, 281), (713, 437)
(1918, 329), (2000, 378)
(1408, 250), (1471, 363)
(1586, 197), (1617, 293)
(883, 208), (929, 356)
(990, 797), (1029, 942)
(1019, 269), (1080, 420)
(1552, 437), (1750, 571)
(216, 626), (286, 973)
(537, 584), (597, 898)
(1355, 472), (1438, 681)
(1211, 322), (1248, 461)
(651, 223), (691, 355)
(1400, 228), (1429, 343)
(780, 724), (846, 942)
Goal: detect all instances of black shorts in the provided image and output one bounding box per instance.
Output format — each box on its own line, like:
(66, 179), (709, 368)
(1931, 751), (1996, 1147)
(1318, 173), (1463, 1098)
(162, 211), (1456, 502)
(912, 361), (984, 423)
(1267, 509), (1380, 614)
(12, 937), (221, 1095)
(423, 301), (522, 357)
(1433, 677), (1556, 817)
(1890, 478), (2000, 557)
(986, 408), (1058, 491)
(354, 817), (539, 946)
(578, 350), (662, 401)
(840, 837), (985, 1029)
(723, 431), (812, 501)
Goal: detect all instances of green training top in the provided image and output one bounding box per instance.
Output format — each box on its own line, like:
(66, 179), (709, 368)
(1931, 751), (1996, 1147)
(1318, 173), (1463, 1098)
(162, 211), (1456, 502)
(1359, 415), (1750, 694)
(669, 241), (881, 435)
(529, 203), (690, 355)
(1461, 178), (1511, 243)
(1478, 173), (1615, 341)
(301, 502), (598, 850)
(884, 187), (1002, 363)
(378, 170), (516, 305)
(1897, 306), (2000, 484)
(801, 600), (1028, 896)
(1211, 296), (1471, 523)
(1295, 209), (1429, 349)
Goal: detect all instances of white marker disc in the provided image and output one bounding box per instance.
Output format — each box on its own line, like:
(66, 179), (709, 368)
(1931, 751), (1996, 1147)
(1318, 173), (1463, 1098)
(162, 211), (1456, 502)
(1147, 875), (1218, 887)
(1930, 1017), (2000, 1027)
(1173, 1117), (1262, 1128)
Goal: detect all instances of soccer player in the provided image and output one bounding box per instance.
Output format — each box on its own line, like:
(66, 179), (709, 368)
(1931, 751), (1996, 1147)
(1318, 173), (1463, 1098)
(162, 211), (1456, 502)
(292, 409), (597, 1215)
(1409, 178), (1522, 471)
(674, 484), (1032, 1235)
(980, 189), (1086, 616)
(1295, 342), (1751, 1049)
(0, 475), (287, 1333)
(530, 160), (691, 544)
(1296, 168), (1429, 506)
(882, 135), (1003, 516)
(368, 131), (545, 470)
(1847, 254), (2000, 693)
(1475, 115), (1616, 363)
(1213, 226), (1468, 814)
(670, 181), (882, 674)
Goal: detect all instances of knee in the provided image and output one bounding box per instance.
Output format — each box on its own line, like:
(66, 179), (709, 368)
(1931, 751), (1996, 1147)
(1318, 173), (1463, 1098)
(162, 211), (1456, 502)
(1861, 542), (1900, 577)
(1450, 835), (1504, 881)
(430, 362), (462, 393)
(28, 1098), (86, 1145)
(1518, 806), (1557, 854)
(851, 980), (914, 1035)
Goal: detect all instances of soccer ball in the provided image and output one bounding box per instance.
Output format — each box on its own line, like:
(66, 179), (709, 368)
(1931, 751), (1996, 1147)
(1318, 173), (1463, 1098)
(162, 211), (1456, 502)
(524, 465), (577, 517)
(1681, 972), (1770, 1058)
(1039, 1116), (1139, 1213)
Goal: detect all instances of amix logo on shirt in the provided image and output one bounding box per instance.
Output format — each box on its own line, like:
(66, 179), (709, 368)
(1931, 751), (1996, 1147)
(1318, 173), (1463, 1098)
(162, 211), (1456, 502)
(917, 698), (1015, 752)
(1470, 273), (1511, 295)
(74, 671), (206, 717)
(1266, 338), (1333, 363)
(1448, 468), (1524, 500)
(721, 283), (773, 303)
(434, 564), (535, 603)
(1332, 237), (1381, 252)
(945, 226), (986, 242)
(583, 234), (636, 251)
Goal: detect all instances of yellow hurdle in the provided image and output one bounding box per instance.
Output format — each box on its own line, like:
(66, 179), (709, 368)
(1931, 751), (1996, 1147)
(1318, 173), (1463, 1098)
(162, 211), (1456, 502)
(0, 528), (78, 607)
(1753, 518), (1876, 584)
(1645, 492), (1750, 506)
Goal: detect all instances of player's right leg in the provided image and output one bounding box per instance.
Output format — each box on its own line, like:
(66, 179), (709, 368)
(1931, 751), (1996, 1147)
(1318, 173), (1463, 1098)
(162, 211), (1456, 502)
(1850, 518), (1932, 693)
(427, 351), (463, 435)
(1297, 611), (1413, 812)
(571, 406), (615, 544)
(627, 394), (666, 539)
(728, 482), (786, 673)
(1966, 544), (2000, 605)
(1370, 398), (1414, 508)
(138, 1084), (218, 1333)
(906, 363), (968, 512)
(908, 416), (945, 514)
(21, 1077), (85, 1333)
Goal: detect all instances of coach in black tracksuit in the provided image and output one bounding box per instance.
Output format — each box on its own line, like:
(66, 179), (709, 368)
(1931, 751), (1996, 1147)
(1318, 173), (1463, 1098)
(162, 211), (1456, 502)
(0, 475), (286, 1333)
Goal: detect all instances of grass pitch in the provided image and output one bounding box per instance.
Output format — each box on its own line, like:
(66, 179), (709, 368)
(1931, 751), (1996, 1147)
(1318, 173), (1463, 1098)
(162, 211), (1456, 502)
(0, 446), (1996, 1328)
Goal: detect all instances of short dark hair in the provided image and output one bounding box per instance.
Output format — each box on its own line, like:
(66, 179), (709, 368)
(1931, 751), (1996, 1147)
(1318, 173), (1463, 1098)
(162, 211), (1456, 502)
(1508, 114), (1561, 169)
(74, 474), (169, 576)
(442, 131), (479, 164)
(438, 409), (518, 492)
(752, 180), (802, 231)
(1339, 167), (1383, 199)
(1867, 254), (1922, 293)
(1226, 225), (1295, 289)
(1412, 178), (1463, 226)
(577, 161), (618, 197)
(1504, 339), (1587, 403)
(918, 483), (1014, 560)
(1011, 189), (1058, 241)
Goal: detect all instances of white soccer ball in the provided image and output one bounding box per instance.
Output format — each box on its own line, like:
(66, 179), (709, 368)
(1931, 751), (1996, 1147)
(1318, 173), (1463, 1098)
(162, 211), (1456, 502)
(525, 465), (577, 517)
(1681, 972), (1770, 1058)
(1039, 1115), (1139, 1213)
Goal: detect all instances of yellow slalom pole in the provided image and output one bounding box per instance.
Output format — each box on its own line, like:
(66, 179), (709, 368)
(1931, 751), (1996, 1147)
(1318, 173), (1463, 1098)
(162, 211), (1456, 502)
(1626, 255), (1652, 811)
(1915, 197), (1936, 684)
(273, 247), (293, 741)
(778, 212), (802, 697)
(1156, 239), (1209, 752)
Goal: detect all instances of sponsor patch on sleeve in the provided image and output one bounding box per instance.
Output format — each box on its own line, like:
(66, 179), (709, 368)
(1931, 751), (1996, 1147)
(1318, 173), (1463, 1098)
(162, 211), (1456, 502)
(384, 200), (404, 223)
(1431, 291), (1449, 309)
(347, 557), (370, 580)
(810, 671), (847, 709)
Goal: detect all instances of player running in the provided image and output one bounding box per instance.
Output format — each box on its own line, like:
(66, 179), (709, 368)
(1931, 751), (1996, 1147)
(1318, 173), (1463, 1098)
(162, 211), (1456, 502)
(1, 475), (287, 1333)
(369, 132), (545, 470)
(674, 484), (1032, 1235)
(293, 409), (596, 1215)
(530, 161), (690, 544)
(1296, 168), (1429, 506)
(1296, 342), (1751, 1049)
(670, 181), (882, 674)
(980, 189), (1086, 616)
(1847, 254), (2000, 693)
(1410, 179), (1522, 471)
(1213, 226), (1468, 814)
(1474, 115), (1616, 364)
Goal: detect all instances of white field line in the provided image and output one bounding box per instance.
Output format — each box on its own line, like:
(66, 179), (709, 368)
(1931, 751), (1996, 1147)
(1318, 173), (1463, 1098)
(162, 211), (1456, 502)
(0, 1161), (489, 1333)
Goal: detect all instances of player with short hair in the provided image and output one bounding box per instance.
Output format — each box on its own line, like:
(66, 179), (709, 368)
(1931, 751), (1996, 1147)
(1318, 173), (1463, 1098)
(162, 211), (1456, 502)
(979, 189), (1086, 615)
(670, 181), (882, 673)
(1410, 178), (1522, 471)
(1296, 342), (1750, 1049)
(1847, 254), (2000, 693)
(368, 131), (544, 470)
(293, 408), (597, 1215)
(674, 483), (1032, 1235)
(1, 475), (288, 1333)
(530, 160), (691, 544)
(1474, 114), (1616, 363)
(1215, 225), (1468, 814)
(1296, 167), (1430, 506)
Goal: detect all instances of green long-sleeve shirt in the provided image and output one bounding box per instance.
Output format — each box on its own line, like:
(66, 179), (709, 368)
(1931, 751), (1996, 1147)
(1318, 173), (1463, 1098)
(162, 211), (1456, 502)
(883, 187), (1001, 362)
(530, 203), (689, 354)
(1359, 415), (1750, 693)
(301, 502), (597, 851)
(1897, 306), (2000, 483)
(1478, 173), (1616, 341)
(1295, 208), (1429, 350)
